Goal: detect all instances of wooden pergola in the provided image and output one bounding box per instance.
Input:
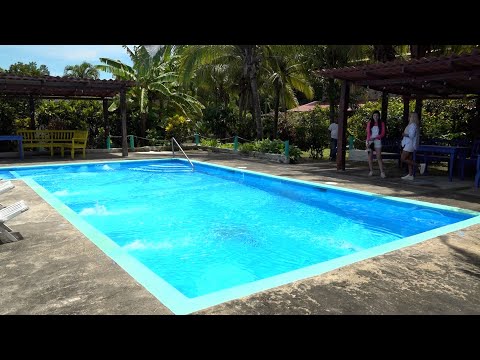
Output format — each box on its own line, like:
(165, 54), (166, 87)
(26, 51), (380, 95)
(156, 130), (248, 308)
(0, 74), (135, 157)
(320, 50), (480, 171)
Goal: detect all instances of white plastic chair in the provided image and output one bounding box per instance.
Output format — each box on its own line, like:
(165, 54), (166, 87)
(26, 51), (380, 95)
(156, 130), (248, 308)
(0, 200), (29, 243)
(0, 180), (14, 195)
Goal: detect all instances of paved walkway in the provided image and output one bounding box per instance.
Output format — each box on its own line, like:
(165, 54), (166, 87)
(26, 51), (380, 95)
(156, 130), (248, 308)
(1, 150), (479, 314)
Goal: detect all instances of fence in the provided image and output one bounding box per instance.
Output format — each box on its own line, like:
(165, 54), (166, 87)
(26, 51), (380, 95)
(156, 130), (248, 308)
(105, 133), (291, 160)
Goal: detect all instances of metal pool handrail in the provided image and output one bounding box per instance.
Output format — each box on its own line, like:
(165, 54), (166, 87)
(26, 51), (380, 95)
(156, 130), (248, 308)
(171, 137), (194, 170)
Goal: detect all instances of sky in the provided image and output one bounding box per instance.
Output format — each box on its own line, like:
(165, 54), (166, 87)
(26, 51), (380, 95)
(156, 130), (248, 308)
(0, 45), (134, 79)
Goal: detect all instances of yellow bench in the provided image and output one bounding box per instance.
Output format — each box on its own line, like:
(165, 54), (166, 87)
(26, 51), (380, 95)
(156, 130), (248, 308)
(62, 130), (88, 159)
(17, 130), (88, 159)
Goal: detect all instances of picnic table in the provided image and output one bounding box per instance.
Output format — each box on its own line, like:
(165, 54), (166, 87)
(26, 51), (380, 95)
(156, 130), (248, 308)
(413, 145), (470, 181)
(0, 135), (24, 160)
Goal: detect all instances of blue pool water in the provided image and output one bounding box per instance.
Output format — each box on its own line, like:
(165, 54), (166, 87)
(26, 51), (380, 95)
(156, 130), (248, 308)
(1, 159), (479, 314)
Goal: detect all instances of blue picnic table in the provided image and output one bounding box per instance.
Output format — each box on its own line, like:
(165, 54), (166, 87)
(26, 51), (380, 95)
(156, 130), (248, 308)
(0, 135), (24, 160)
(413, 145), (470, 182)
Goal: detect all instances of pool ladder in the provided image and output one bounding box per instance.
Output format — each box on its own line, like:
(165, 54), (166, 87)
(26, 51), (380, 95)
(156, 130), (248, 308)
(171, 137), (194, 170)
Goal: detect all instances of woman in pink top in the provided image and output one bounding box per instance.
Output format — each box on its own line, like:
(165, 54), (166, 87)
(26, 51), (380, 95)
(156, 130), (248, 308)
(366, 110), (386, 178)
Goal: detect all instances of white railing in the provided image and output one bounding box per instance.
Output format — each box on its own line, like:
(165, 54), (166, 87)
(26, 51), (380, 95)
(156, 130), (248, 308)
(171, 137), (194, 170)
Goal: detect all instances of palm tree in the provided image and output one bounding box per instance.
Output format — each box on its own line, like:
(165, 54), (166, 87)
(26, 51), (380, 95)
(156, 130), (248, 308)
(302, 45), (367, 123)
(242, 45), (263, 139)
(181, 57), (239, 109)
(180, 45), (266, 139)
(97, 45), (203, 141)
(372, 45), (397, 63)
(265, 46), (314, 139)
(64, 62), (99, 79)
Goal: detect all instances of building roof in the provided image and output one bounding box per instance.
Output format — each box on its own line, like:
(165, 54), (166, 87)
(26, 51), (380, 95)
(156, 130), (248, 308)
(288, 101), (329, 112)
(287, 100), (364, 113)
(0, 74), (135, 99)
(319, 50), (480, 99)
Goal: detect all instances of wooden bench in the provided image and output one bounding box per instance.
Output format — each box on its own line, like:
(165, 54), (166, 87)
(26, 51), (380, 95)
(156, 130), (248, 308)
(17, 130), (88, 159)
(62, 130), (88, 159)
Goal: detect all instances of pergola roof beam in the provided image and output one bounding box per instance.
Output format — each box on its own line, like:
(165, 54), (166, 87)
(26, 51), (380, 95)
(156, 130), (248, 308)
(0, 74), (134, 99)
(320, 51), (480, 99)
(356, 69), (480, 87)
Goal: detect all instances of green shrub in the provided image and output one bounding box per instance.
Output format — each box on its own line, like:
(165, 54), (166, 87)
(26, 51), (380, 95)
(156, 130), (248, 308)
(146, 128), (167, 145)
(219, 143), (234, 149)
(238, 139), (298, 162)
(92, 127), (106, 149)
(272, 107), (331, 159)
(255, 139), (284, 153)
(422, 99), (476, 140)
(165, 114), (192, 142)
(239, 142), (256, 153)
(200, 138), (219, 147)
(288, 145), (302, 163)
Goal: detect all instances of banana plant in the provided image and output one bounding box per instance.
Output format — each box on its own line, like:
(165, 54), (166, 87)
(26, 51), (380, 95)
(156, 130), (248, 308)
(97, 45), (203, 141)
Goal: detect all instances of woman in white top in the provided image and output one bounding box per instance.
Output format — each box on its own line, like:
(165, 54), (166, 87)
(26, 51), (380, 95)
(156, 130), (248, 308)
(400, 112), (420, 180)
(366, 110), (386, 178)
(328, 119), (339, 161)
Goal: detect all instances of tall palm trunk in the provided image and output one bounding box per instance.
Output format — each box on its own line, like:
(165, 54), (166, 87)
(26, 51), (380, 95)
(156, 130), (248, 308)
(273, 80), (281, 139)
(238, 83), (248, 123)
(244, 45), (263, 139)
(140, 112), (147, 145)
(249, 68), (263, 140)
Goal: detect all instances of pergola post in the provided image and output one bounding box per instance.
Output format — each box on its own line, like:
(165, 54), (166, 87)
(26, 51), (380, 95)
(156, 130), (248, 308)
(473, 97), (480, 139)
(120, 88), (128, 157)
(415, 98), (423, 126)
(381, 91), (389, 123)
(29, 95), (35, 130)
(403, 96), (410, 127)
(337, 80), (350, 171)
(103, 98), (109, 143)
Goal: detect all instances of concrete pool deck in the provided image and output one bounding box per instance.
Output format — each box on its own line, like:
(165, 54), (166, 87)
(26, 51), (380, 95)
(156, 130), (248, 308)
(1, 150), (479, 314)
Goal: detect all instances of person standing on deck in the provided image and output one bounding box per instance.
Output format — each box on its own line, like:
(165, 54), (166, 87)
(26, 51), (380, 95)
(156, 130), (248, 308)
(366, 110), (386, 178)
(328, 118), (339, 161)
(400, 112), (421, 180)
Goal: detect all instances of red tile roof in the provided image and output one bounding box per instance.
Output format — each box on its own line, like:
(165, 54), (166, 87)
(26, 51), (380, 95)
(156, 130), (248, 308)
(288, 101), (329, 112)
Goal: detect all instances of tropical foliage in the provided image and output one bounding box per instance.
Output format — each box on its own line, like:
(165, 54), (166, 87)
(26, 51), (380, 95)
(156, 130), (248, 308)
(64, 62), (99, 79)
(0, 45), (479, 157)
(179, 45), (266, 139)
(6, 62), (49, 76)
(264, 45), (314, 138)
(0, 62), (50, 137)
(97, 45), (204, 142)
(165, 114), (192, 142)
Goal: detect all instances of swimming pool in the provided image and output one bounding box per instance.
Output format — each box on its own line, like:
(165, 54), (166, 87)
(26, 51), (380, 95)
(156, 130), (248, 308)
(1, 159), (479, 314)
